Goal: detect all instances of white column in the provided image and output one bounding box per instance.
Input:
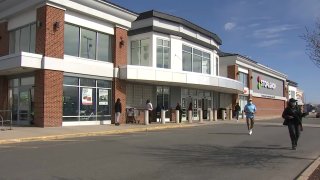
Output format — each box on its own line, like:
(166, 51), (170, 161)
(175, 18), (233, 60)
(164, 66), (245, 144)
(228, 109), (233, 120)
(209, 108), (213, 121)
(144, 110), (149, 125)
(199, 109), (203, 123)
(213, 109), (217, 121)
(222, 109), (226, 120)
(188, 110), (193, 123)
(161, 109), (165, 124)
(176, 110), (180, 124)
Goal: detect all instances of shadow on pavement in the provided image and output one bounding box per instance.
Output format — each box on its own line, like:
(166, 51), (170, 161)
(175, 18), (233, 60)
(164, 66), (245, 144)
(208, 132), (249, 135)
(141, 144), (314, 169)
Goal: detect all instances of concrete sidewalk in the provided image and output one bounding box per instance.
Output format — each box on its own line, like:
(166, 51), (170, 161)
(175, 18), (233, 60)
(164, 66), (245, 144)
(0, 121), (218, 145)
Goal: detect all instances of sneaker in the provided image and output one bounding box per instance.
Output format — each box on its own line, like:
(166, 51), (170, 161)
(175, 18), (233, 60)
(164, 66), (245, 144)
(249, 129), (252, 135)
(292, 146), (297, 150)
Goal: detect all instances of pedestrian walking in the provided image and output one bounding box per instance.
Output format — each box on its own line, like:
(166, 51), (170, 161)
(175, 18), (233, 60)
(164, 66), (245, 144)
(114, 98), (122, 126)
(175, 102), (183, 123)
(146, 99), (153, 123)
(234, 102), (241, 122)
(282, 98), (304, 150)
(244, 99), (256, 135)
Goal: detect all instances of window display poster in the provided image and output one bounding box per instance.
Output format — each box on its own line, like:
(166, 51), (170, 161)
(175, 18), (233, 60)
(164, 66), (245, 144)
(99, 89), (108, 105)
(82, 88), (93, 105)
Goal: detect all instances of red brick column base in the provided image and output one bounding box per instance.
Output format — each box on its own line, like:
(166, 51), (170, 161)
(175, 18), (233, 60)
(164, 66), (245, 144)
(34, 70), (63, 127)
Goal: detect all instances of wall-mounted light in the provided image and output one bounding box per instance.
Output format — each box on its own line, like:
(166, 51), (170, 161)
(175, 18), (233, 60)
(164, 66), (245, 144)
(250, 76), (253, 79)
(236, 71), (240, 75)
(53, 21), (60, 30)
(119, 37), (125, 48)
(36, 20), (42, 28)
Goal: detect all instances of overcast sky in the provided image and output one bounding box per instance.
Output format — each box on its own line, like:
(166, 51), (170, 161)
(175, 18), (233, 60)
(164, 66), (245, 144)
(110, 0), (320, 104)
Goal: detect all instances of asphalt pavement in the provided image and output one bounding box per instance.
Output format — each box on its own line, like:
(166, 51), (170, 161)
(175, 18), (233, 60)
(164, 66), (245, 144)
(0, 117), (319, 180)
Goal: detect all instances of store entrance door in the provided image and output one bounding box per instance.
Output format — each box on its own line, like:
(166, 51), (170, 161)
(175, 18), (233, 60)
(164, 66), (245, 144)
(16, 87), (34, 125)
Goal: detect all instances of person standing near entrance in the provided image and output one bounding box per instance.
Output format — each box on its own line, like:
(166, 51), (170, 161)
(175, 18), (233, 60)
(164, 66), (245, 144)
(175, 102), (183, 123)
(146, 99), (153, 123)
(187, 102), (193, 121)
(282, 98), (304, 150)
(234, 102), (241, 122)
(114, 98), (122, 126)
(244, 99), (256, 135)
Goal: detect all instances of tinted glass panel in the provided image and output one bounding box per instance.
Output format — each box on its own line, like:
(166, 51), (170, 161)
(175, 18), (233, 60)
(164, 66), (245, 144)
(20, 26), (30, 52)
(80, 28), (96, 59)
(64, 77), (78, 85)
(64, 24), (79, 56)
(97, 33), (110, 62)
(183, 51), (192, 71)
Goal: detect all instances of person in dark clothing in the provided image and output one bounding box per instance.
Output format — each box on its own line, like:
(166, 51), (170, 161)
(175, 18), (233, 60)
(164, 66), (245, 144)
(175, 102), (183, 123)
(234, 103), (241, 121)
(156, 104), (161, 122)
(114, 98), (122, 126)
(282, 98), (304, 150)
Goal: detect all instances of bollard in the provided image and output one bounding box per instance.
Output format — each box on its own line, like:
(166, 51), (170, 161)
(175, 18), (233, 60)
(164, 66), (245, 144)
(209, 108), (213, 121)
(144, 110), (149, 125)
(188, 110), (193, 123)
(222, 109), (226, 120)
(213, 109), (217, 121)
(176, 110), (180, 124)
(199, 109), (203, 123)
(161, 109), (165, 124)
(228, 109), (233, 120)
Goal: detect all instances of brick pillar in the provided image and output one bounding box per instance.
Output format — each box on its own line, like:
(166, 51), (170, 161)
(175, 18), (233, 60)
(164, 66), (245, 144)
(227, 65), (238, 79)
(248, 69), (253, 99)
(34, 5), (64, 127)
(112, 27), (128, 124)
(0, 22), (9, 57)
(0, 76), (8, 111)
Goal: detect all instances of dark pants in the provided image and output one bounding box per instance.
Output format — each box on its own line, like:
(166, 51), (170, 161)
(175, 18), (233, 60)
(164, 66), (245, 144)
(288, 122), (300, 147)
(235, 111), (239, 120)
(246, 117), (254, 130)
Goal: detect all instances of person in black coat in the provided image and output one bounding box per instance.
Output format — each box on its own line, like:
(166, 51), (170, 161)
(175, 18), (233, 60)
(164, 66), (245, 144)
(234, 103), (241, 121)
(175, 102), (183, 123)
(114, 98), (122, 126)
(282, 98), (304, 150)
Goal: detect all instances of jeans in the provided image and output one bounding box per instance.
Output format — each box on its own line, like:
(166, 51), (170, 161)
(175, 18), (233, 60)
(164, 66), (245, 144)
(235, 111), (239, 120)
(288, 122), (300, 147)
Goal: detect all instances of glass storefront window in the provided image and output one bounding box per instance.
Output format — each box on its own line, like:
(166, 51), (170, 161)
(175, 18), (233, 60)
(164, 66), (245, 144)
(64, 76), (78, 85)
(80, 28), (97, 59)
(182, 45), (211, 74)
(130, 39), (150, 66)
(80, 78), (95, 87)
(97, 80), (111, 88)
(9, 23), (36, 54)
(63, 86), (79, 117)
(156, 39), (170, 69)
(64, 24), (80, 57)
(21, 77), (34, 86)
(63, 76), (111, 122)
(64, 23), (113, 62)
(97, 32), (112, 62)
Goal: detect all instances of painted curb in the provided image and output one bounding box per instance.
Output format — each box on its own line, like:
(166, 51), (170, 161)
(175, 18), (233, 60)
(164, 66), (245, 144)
(0, 123), (203, 145)
(297, 157), (320, 180)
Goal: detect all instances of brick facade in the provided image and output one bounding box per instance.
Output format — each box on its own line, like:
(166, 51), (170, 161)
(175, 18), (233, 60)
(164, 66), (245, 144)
(0, 22), (9, 57)
(34, 5), (64, 127)
(112, 27), (128, 124)
(227, 65), (239, 110)
(34, 70), (63, 127)
(252, 97), (285, 118)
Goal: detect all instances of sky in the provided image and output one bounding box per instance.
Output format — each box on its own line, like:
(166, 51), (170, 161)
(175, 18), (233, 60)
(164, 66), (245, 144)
(110, 0), (320, 104)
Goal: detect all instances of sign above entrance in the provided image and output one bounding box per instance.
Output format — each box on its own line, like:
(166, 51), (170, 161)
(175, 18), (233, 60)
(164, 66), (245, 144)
(257, 76), (276, 90)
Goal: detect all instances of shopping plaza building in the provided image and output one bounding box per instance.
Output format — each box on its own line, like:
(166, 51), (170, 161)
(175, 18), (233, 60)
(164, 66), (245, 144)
(0, 0), (299, 127)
